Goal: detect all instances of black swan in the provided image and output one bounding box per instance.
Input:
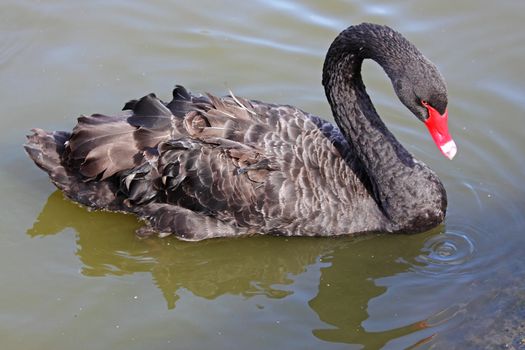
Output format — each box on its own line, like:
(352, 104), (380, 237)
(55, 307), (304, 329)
(25, 23), (456, 241)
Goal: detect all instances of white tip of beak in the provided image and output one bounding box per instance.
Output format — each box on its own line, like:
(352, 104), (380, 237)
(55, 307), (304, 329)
(441, 140), (457, 160)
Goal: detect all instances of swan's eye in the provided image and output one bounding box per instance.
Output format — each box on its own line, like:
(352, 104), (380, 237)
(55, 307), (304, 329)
(421, 100), (429, 107)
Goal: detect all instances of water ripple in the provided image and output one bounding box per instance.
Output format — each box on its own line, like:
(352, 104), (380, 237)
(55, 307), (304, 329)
(419, 232), (475, 266)
(0, 34), (27, 69)
(411, 230), (476, 276)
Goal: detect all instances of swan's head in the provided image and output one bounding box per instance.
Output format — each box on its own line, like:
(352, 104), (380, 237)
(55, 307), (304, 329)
(392, 59), (457, 160)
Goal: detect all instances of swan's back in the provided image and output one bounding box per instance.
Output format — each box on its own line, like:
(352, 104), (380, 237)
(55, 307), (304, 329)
(25, 85), (386, 240)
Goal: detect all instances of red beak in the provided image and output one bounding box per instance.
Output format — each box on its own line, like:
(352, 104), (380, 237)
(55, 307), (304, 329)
(423, 101), (457, 160)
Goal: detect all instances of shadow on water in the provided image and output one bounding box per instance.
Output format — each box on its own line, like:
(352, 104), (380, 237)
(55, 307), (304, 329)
(27, 191), (457, 349)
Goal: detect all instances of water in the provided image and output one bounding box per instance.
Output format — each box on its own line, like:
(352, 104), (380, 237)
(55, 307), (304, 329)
(1, 1), (525, 349)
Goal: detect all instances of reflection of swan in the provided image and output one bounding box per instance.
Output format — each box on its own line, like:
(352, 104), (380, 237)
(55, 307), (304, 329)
(309, 228), (442, 348)
(25, 23), (454, 240)
(28, 190), (437, 347)
(28, 191), (332, 308)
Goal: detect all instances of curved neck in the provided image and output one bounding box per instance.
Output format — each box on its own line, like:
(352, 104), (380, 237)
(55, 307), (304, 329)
(322, 24), (445, 230)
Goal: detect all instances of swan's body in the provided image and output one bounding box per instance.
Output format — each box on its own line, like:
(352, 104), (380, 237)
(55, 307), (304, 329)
(25, 23), (455, 240)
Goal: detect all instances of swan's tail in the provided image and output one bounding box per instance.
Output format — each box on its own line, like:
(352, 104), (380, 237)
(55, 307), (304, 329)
(24, 128), (72, 192)
(24, 129), (124, 211)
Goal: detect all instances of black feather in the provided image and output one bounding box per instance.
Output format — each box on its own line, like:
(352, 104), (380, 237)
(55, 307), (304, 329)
(25, 23), (449, 240)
